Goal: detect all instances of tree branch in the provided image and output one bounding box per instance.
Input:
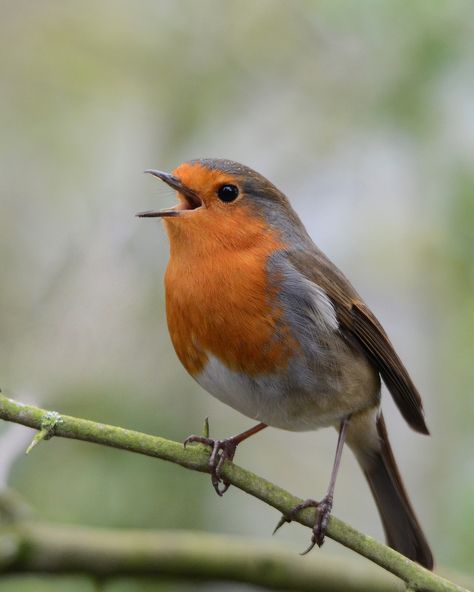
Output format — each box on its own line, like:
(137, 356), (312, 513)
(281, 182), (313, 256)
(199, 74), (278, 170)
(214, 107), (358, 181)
(0, 393), (469, 592)
(1, 522), (404, 591)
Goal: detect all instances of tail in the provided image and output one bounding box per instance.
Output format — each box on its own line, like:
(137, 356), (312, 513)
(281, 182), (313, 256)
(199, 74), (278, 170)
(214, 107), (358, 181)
(351, 413), (433, 569)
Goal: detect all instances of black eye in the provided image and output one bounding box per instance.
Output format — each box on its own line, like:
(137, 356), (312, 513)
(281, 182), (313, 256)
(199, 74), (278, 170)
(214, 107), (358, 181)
(217, 184), (239, 203)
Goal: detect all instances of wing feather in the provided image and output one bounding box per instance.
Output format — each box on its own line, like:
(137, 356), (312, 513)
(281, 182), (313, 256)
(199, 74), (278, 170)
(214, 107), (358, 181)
(288, 249), (429, 434)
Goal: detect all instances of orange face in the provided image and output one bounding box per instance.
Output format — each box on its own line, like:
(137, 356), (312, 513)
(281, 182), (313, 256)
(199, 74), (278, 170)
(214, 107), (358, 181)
(172, 161), (243, 211)
(152, 161), (273, 258)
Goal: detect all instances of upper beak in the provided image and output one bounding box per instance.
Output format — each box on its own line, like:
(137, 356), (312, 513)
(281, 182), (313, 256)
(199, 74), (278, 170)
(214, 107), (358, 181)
(136, 169), (201, 218)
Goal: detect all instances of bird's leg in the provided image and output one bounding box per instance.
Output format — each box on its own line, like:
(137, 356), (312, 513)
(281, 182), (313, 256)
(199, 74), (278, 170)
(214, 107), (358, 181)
(184, 422), (267, 496)
(273, 416), (350, 554)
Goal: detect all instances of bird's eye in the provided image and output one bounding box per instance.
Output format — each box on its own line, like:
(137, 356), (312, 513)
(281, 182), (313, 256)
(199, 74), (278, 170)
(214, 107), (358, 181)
(217, 184), (239, 203)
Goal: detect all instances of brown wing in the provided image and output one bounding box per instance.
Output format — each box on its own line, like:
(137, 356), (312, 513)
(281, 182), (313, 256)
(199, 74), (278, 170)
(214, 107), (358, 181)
(288, 249), (429, 435)
(339, 300), (429, 434)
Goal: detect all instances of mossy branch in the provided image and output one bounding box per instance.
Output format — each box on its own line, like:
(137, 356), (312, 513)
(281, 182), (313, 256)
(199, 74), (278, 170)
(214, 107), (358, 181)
(0, 393), (469, 592)
(0, 522), (404, 591)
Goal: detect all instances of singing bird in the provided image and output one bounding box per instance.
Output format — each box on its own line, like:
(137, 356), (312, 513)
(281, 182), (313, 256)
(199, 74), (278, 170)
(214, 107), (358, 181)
(138, 158), (433, 568)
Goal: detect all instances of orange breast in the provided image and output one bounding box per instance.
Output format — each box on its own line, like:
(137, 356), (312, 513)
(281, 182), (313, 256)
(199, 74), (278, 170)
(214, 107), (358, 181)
(164, 208), (296, 377)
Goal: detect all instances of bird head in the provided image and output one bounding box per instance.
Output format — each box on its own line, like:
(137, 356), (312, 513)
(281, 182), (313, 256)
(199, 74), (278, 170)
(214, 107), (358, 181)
(137, 158), (308, 255)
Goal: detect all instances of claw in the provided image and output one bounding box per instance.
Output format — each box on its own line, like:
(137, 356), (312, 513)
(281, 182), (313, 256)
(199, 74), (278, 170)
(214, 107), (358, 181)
(212, 476), (231, 497)
(184, 421), (267, 497)
(183, 434), (209, 449)
(183, 432), (237, 496)
(274, 496), (333, 554)
(312, 495), (333, 548)
(300, 539), (317, 556)
(273, 499), (317, 537)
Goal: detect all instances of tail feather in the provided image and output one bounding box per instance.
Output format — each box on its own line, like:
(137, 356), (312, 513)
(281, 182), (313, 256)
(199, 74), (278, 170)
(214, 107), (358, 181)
(356, 414), (433, 569)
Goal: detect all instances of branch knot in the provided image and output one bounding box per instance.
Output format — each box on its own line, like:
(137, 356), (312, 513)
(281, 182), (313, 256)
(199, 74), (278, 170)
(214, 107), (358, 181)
(26, 411), (63, 454)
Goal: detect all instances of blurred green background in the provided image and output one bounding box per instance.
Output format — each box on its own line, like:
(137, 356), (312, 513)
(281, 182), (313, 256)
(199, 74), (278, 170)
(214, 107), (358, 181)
(1, 1), (473, 590)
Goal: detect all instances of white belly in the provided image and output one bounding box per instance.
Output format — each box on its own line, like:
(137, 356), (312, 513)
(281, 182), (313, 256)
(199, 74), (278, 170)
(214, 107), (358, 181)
(196, 352), (378, 432)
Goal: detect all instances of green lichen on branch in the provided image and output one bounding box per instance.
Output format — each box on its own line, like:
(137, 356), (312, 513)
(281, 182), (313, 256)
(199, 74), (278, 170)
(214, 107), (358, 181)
(25, 410), (63, 454)
(0, 393), (469, 592)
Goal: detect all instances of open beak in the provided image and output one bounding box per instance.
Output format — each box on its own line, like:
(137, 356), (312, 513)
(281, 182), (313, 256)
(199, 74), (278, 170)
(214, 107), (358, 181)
(136, 169), (202, 218)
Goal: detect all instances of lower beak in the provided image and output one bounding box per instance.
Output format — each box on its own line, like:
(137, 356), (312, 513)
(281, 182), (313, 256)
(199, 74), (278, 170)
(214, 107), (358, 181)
(136, 209), (180, 218)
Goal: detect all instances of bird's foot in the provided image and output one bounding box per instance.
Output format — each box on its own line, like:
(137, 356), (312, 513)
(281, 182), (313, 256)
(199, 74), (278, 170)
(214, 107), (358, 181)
(184, 434), (238, 496)
(273, 494), (333, 555)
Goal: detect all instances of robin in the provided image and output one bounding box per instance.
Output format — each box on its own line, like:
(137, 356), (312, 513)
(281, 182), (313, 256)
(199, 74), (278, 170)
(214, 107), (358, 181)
(137, 158), (433, 569)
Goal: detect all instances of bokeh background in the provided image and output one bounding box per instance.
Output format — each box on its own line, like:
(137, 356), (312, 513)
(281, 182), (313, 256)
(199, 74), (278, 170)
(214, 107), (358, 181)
(1, 1), (473, 590)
